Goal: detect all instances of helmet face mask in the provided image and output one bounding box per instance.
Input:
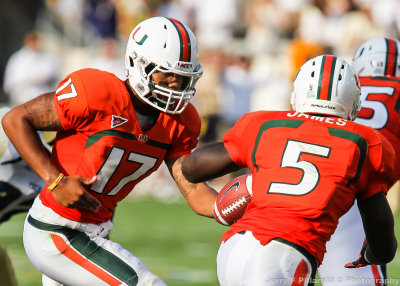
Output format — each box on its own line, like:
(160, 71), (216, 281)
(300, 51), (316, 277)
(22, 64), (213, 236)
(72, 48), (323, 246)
(291, 55), (361, 121)
(352, 37), (400, 77)
(125, 17), (203, 114)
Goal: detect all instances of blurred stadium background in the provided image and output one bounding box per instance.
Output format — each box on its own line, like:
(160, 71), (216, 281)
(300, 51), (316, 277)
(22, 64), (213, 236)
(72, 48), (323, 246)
(1, 0), (400, 285)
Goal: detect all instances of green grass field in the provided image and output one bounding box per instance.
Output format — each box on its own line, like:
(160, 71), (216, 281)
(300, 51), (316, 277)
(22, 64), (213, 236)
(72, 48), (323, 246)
(0, 196), (225, 286)
(1, 196), (400, 286)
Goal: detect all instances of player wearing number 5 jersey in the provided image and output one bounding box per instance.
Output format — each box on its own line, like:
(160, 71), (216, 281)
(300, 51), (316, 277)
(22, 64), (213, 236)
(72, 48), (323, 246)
(355, 75), (400, 177)
(2, 16), (217, 286)
(354, 37), (400, 179)
(318, 37), (400, 285)
(182, 55), (397, 286)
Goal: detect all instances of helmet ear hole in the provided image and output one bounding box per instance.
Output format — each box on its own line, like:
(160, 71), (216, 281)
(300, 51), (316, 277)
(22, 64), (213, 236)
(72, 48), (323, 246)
(145, 64), (156, 76)
(182, 76), (191, 90)
(129, 57), (134, 67)
(311, 71), (314, 77)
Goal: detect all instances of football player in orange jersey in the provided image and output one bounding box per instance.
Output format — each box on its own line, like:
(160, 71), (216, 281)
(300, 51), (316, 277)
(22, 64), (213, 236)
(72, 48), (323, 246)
(182, 55), (397, 286)
(318, 37), (400, 285)
(1, 16), (218, 286)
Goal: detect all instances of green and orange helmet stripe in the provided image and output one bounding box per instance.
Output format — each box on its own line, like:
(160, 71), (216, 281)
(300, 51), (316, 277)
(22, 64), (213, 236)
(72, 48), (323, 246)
(167, 18), (192, 62)
(317, 55), (337, 101)
(384, 38), (398, 76)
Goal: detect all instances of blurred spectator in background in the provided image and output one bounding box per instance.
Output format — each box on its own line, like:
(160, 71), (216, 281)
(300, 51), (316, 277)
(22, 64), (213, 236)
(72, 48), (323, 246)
(114, 0), (158, 39)
(218, 51), (262, 137)
(192, 0), (239, 50)
(3, 30), (61, 106)
(368, 0), (400, 39)
(42, 0), (86, 47)
(156, 0), (196, 29)
(250, 38), (325, 113)
(0, 0), (44, 103)
(244, 0), (300, 55)
(194, 49), (225, 143)
(90, 37), (126, 80)
(297, 0), (385, 58)
(84, 0), (118, 39)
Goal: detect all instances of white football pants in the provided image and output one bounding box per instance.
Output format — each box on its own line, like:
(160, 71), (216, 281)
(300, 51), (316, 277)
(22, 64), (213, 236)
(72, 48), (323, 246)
(217, 231), (317, 286)
(318, 203), (386, 286)
(23, 198), (166, 286)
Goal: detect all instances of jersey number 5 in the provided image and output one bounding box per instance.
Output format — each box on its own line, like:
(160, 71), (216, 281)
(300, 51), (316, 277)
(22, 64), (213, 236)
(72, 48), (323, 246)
(355, 86), (395, 129)
(268, 140), (331, 196)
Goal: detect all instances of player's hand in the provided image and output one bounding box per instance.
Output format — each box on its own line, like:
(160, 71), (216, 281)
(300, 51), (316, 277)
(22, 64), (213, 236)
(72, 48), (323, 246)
(51, 175), (101, 212)
(344, 239), (370, 268)
(344, 256), (370, 268)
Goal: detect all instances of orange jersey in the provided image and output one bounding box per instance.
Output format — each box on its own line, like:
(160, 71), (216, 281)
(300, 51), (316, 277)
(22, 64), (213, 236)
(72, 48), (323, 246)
(222, 110), (395, 264)
(39, 69), (201, 223)
(355, 76), (400, 178)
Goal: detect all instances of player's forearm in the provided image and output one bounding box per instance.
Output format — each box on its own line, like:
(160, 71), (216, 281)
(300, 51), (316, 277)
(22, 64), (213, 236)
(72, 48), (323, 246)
(185, 183), (218, 217)
(1, 104), (61, 185)
(182, 142), (240, 183)
(364, 239), (397, 264)
(167, 156), (218, 217)
(364, 216), (397, 264)
(358, 192), (397, 264)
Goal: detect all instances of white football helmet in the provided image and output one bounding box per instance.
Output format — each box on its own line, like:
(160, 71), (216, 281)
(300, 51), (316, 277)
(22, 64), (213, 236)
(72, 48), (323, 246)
(352, 37), (400, 77)
(125, 16), (203, 114)
(291, 55), (361, 121)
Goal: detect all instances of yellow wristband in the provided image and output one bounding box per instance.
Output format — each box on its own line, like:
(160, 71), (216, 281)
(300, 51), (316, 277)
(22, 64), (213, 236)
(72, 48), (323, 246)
(48, 173), (64, 191)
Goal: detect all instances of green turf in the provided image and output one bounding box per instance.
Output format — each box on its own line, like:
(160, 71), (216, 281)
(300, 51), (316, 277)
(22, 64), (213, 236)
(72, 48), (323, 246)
(1, 197), (400, 286)
(0, 196), (226, 286)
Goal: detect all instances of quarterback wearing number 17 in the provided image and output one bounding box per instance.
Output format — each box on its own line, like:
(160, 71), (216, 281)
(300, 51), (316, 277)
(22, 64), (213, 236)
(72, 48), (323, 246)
(2, 16), (217, 286)
(182, 55), (397, 286)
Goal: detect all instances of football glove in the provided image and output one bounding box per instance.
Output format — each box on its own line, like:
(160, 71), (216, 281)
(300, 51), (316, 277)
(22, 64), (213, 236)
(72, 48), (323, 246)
(344, 239), (371, 268)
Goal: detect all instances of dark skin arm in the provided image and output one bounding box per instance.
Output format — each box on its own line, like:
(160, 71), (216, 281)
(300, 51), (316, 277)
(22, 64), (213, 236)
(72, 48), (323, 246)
(357, 192), (397, 264)
(1, 93), (101, 211)
(184, 141), (397, 264)
(182, 142), (241, 183)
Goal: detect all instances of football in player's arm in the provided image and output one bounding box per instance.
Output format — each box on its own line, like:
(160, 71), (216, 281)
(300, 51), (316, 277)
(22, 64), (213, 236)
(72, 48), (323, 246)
(182, 55), (397, 286)
(2, 16), (217, 286)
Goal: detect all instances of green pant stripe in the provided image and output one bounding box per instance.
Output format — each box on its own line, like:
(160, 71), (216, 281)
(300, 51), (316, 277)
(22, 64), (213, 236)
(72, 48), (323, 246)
(28, 215), (138, 285)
